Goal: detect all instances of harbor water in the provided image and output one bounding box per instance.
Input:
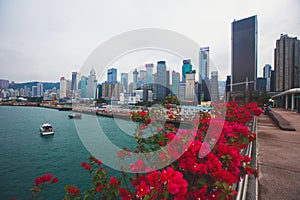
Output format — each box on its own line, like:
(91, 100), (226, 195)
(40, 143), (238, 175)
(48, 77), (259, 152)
(0, 106), (136, 199)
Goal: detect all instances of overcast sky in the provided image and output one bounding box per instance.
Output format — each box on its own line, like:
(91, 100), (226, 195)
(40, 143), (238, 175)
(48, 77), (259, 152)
(0, 0), (299, 83)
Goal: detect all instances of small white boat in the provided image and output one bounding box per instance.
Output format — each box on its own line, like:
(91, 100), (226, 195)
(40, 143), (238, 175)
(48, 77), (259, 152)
(40, 123), (54, 136)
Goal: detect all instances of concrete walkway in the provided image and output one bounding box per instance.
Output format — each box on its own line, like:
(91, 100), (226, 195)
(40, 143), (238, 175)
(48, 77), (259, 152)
(257, 108), (300, 200)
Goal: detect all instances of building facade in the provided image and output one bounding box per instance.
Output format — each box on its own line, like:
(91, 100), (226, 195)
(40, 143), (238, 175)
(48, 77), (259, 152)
(199, 47), (209, 81)
(210, 71), (219, 102)
(87, 68), (97, 100)
(156, 61), (167, 101)
(263, 64), (272, 91)
(121, 73), (128, 93)
(107, 68), (117, 83)
(172, 71), (180, 98)
(231, 15), (258, 95)
(185, 70), (196, 101)
(274, 34), (300, 92)
(145, 63), (154, 85)
(182, 59), (192, 83)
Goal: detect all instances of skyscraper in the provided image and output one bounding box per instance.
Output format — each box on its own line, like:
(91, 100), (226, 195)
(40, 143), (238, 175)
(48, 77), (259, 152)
(71, 72), (78, 91)
(231, 15), (258, 95)
(210, 71), (219, 102)
(32, 86), (37, 97)
(107, 68), (117, 83)
(199, 47), (209, 81)
(133, 69), (139, 90)
(37, 82), (43, 97)
(156, 61), (167, 101)
(263, 64), (272, 91)
(172, 71), (180, 98)
(121, 73), (128, 93)
(60, 77), (67, 99)
(139, 70), (147, 85)
(87, 68), (97, 99)
(185, 70), (196, 101)
(274, 34), (300, 92)
(145, 63), (154, 85)
(182, 59), (192, 82)
(80, 76), (88, 98)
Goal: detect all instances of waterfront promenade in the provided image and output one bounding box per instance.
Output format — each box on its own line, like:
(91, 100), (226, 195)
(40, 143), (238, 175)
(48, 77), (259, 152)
(257, 108), (300, 200)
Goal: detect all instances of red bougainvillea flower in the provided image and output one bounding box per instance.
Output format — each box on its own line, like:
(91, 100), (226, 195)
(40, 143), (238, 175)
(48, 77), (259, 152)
(140, 110), (147, 117)
(130, 159), (147, 173)
(94, 159), (102, 166)
(68, 186), (80, 195)
(109, 176), (119, 187)
(51, 177), (59, 184)
(135, 180), (150, 197)
(80, 162), (91, 171)
(119, 188), (134, 200)
(95, 184), (103, 192)
(34, 174), (58, 186)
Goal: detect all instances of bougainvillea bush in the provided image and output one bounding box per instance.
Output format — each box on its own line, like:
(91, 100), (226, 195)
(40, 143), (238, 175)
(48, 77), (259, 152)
(29, 101), (262, 200)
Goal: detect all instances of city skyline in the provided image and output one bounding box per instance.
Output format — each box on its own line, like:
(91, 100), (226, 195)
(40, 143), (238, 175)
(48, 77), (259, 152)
(1, 0), (299, 83)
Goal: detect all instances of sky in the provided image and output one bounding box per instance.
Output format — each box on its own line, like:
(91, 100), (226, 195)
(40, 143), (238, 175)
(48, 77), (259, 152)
(0, 0), (299, 83)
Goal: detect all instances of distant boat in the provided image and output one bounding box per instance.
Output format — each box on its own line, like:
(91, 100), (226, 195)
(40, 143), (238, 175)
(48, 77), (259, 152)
(68, 114), (82, 119)
(40, 123), (54, 136)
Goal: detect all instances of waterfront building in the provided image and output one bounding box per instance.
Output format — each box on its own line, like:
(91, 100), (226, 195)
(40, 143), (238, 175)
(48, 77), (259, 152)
(0, 79), (9, 90)
(60, 77), (67, 99)
(107, 68), (117, 83)
(133, 69), (139, 90)
(80, 76), (88, 98)
(270, 70), (275, 92)
(178, 82), (185, 102)
(172, 71), (180, 98)
(87, 68), (97, 100)
(199, 47), (209, 81)
(97, 84), (102, 99)
(225, 75), (231, 101)
(145, 63), (154, 85)
(166, 70), (170, 95)
(231, 15), (258, 96)
(185, 70), (196, 101)
(102, 82), (123, 100)
(71, 72), (78, 91)
(139, 70), (147, 85)
(182, 59), (192, 82)
(37, 82), (43, 97)
(210, 71), (219, 102)
(121, 73), (128, 93)
(274, 34), (300, 92)
(32, 86), (37, 97)
(256, 77), (267, 92)
(202, 78), (211, 102)
(156, 61), (167, 101)
(263, 64), (272, 91)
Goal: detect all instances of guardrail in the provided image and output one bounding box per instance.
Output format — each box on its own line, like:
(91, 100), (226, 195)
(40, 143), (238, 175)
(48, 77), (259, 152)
(236, 116), (257, 200)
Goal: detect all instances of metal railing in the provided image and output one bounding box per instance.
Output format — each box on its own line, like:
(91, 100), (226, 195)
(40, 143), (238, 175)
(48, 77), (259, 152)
(236, 116), (257, 200)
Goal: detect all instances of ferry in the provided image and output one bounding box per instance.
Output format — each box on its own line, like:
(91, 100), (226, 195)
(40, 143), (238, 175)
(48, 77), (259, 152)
(40, 123), (54, 136)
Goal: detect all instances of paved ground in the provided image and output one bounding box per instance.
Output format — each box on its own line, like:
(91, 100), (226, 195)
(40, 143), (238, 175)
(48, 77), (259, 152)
(257, 108), (300, 200)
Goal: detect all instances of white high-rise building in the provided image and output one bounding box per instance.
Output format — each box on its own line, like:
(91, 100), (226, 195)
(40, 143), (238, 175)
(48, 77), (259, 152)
(60, 77), (67, 99)
(37, 82), (43, 97)
(199, 47), (209, 81)
(87, 68), (97, 100)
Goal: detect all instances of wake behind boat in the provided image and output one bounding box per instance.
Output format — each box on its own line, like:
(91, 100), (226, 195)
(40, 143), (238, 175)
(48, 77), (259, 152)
(40, 123), (54, 136)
